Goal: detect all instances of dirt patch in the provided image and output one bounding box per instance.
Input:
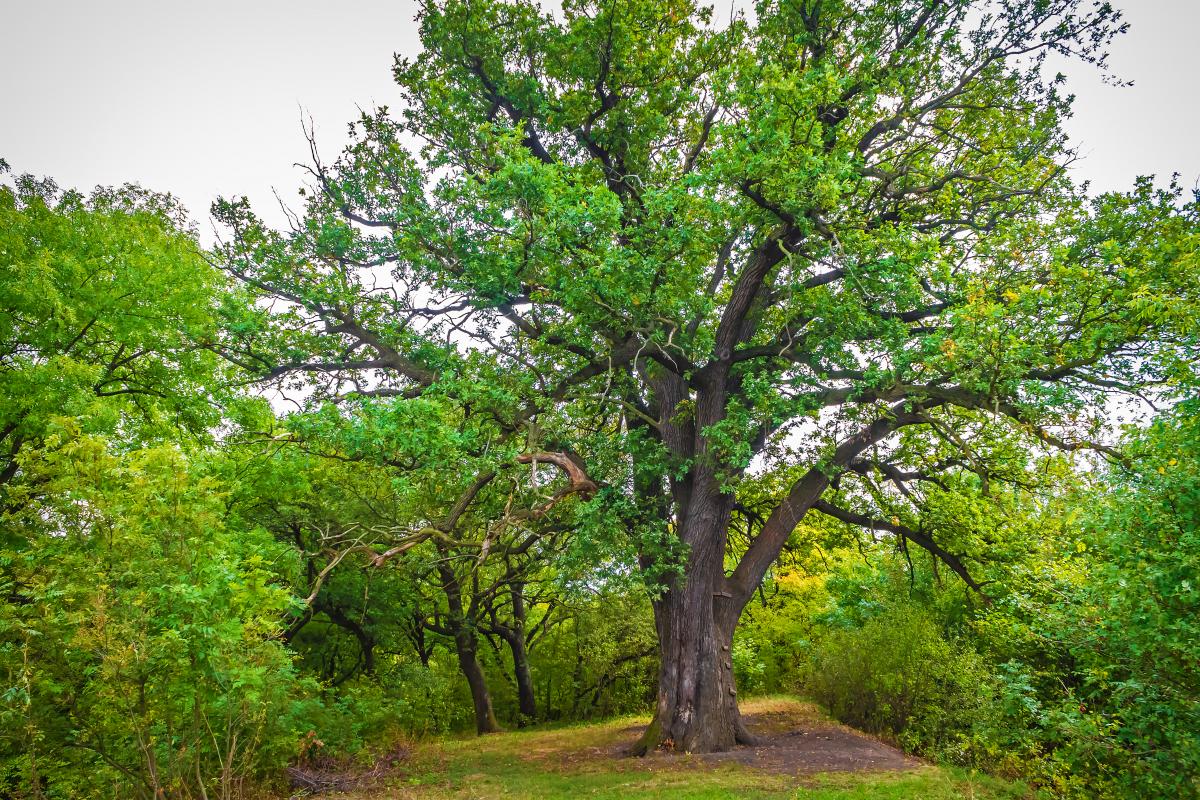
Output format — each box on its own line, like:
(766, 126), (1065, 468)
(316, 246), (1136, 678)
(624, 707), (922, 775)
(287, 742), (411, 794)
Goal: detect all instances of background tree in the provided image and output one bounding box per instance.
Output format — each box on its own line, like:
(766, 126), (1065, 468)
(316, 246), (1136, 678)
(0, 167), (226, 512)
(215, 0), (1199, 753)
(218, 396), (600, 734)
(0, 168), (305, 798)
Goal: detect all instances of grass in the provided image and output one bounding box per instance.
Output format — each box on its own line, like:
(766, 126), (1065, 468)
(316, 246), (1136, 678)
(312, 697), (1034, 799)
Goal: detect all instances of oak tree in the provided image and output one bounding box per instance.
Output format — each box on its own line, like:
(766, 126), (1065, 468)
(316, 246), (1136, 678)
(215, 0), (1199, 752)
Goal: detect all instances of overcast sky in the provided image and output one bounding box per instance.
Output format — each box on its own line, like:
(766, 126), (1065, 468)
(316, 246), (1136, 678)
(2, 0), (1197, 238)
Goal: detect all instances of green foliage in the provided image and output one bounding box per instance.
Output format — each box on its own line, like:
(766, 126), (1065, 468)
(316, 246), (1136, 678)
(771, 401), (1200, 797)
(804, 602), (992, 759)
(287, 667), (464, 758)
(4, 0), (1200, 789)
(521, 590), (659, 720)
(0, 171), (308, 797)
(731, 570), (828, 695)
(212, 0), (1200, 616)
(0, 435), (305, 799)
(973, 400), (1200, 798)
(0, 174), (227, 510)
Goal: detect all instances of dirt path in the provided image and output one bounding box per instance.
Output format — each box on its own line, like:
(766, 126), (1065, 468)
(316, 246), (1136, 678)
(623, 700), (922, 775)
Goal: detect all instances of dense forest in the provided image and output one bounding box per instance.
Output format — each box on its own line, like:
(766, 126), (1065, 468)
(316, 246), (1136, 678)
(2, 0), (1198, 798)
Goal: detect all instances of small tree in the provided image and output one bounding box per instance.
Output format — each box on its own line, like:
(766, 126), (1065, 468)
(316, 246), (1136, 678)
(216, 0), (1199, 752)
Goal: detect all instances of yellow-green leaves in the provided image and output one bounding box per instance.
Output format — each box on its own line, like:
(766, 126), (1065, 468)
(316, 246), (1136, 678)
(1, 175), (229, 513)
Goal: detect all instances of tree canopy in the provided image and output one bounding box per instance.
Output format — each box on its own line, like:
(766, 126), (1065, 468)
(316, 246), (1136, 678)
(213, 0), (1199, 752)
(0, 171), (226, 509)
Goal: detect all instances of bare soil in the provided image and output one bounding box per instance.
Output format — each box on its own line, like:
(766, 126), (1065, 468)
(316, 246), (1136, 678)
(621, 702), (922, 775)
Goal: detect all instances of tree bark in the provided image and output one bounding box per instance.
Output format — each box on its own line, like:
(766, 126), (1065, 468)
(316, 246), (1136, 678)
(452, 623), (501, 735)
(633, 503), (755, 754)
(437, 561), (501, 734)
(501, 582), (538, 723)
(635, 585), (753, 752)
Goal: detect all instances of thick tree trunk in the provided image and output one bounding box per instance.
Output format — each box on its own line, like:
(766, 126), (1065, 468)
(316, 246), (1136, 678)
(634, 584), (752, 753)
(633, 503), (755, 754)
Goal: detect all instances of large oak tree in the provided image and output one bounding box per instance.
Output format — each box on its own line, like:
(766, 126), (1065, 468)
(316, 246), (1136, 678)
(215, 0), (1199, 753)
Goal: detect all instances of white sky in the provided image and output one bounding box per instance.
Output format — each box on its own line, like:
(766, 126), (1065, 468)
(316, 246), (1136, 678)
(1, 0), (1197, 239)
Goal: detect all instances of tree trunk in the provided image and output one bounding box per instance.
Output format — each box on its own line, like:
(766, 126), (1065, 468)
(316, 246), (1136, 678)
(633, 504), (755, 754)
(324, 603), (375, 674)
(452, 623), (501, 735)
(634, 583), (752, 753)
(437, 561), (501, 735)
(501, 582), (538, 723)
(408, 610), (433, 667)
(496, 629), (536, 723)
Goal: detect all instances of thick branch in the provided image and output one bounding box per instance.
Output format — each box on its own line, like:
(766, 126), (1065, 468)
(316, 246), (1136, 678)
(729, 399), (941, 604)
(812, 499), (989, 596)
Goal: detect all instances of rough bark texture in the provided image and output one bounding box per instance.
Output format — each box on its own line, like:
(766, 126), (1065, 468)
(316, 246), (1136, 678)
(631, 259), (932, 754)
(634, 493), (755, 754)
(637, 588), (749, 753)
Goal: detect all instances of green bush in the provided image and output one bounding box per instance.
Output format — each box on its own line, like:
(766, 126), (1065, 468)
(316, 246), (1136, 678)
(973, 402), (1200, 799)
(283, 665), (464, 764)
(795, 402), (1200, 797)
(803, 604), (994, 760)
(0, 437), (305, 798)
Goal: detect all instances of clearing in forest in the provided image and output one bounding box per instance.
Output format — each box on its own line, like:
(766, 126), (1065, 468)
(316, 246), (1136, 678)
(302, 697), (1033, 799)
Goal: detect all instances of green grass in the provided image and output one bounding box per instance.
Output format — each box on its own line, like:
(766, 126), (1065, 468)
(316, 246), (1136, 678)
(320, 698), (1034, 799)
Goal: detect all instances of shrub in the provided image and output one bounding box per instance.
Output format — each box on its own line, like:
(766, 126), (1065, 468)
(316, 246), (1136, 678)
(974, 402), (1200, 799)
(802, 604), (994, 760)
(0, 437), (304, 798)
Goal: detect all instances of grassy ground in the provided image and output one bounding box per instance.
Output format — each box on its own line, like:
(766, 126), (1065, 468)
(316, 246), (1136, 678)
(315, 697), (1034, 799)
